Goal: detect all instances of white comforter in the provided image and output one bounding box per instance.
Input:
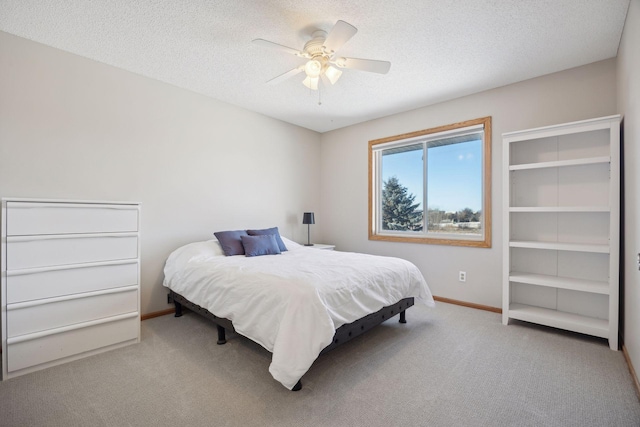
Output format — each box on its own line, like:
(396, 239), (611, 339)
(163, 238), (434, 389)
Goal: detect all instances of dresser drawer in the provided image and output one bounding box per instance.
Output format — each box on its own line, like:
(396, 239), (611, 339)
(7, 234), (138, 270)
(7, 261), (138, 303)
(7, 287), (138, 338)
(7, 313), (139, 373)
(6, 202), (138, 236)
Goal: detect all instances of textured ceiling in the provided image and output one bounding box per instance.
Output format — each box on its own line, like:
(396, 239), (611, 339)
(0, 0), (631, 133)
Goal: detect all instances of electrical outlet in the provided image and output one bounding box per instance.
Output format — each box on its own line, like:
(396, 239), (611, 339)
(459, 271), (466, 282)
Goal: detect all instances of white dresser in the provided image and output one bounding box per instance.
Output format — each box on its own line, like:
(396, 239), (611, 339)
(1, 199), (141, 379)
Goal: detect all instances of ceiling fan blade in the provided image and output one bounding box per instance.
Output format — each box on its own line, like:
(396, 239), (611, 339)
(334, 57), (391, 74)
(322, 20), (357, 54)
(252, 38), (304, 56)
(266, 66), (304, 85)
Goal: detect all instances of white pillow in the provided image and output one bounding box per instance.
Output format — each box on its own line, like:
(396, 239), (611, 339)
(164, 240), (225, 280)
(166, 240), (224, 270)
(280, 236), (303, 250)
(205, 239), (226, 257)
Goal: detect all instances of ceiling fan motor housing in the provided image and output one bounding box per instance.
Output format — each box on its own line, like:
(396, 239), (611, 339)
(303, 30), (332, 77)
(304, 30), (329, 57)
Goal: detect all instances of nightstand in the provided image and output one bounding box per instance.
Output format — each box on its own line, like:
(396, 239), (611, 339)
(306, 244), (335, 250)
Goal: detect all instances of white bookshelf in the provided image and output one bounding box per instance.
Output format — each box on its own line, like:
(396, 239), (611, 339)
(502, 115), (621, 350)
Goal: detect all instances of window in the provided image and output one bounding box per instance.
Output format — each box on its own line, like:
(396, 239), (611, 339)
(369, 117), (491, 248)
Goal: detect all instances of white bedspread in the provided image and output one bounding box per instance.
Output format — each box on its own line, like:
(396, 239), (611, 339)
(162, 239), (434, 389)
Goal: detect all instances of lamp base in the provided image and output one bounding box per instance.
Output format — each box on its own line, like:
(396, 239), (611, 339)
(304, 243), (314, 246)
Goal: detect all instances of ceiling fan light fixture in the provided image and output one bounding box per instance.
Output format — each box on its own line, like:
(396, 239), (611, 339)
(324, 66), (342, 85)
(304, 59), (323, 78)
(302, 76), (319, 90)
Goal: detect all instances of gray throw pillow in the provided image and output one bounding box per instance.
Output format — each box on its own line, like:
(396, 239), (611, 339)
(241, 234), (281, 257)
(214, 230), (249, 256)
(247, 227), (288, 252)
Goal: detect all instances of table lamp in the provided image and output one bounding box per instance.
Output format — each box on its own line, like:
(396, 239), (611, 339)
(302, 212), (315, 246)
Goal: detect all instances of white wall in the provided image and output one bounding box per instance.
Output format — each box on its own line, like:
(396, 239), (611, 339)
(617, 0), (640, 380)
(0, 31), (322, 315)
(320, 59), (617, 308)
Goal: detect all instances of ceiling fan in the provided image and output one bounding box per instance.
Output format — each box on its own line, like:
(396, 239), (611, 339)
(252, 20), (391, 91)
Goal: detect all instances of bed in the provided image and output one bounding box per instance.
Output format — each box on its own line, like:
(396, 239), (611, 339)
(163, 233), (434, 390)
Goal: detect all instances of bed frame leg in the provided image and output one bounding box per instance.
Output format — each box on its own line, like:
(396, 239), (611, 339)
(174, 300), (183, 317)
(399, 310), (407, 323)
(216, 325), (227, 345)
(292, 380), (302, 391)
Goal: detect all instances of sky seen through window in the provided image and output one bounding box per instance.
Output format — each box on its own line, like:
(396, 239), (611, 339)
(381, 139), (482, 213)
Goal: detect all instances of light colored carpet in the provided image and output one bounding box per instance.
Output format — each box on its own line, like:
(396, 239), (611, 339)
(0, 302), (638, 427)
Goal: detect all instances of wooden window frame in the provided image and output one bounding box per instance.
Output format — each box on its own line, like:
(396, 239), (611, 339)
(368, 116), (492, 248)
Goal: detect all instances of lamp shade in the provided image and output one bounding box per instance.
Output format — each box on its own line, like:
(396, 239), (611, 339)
(324, 66), (343, 85)
(302, 76), (319, 90)
(302, 212), (315, 225)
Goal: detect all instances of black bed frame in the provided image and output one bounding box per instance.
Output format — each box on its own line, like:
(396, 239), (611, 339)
(168, 289), (414, 391)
